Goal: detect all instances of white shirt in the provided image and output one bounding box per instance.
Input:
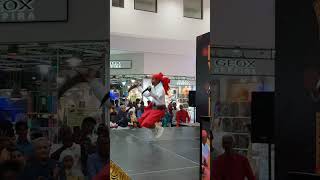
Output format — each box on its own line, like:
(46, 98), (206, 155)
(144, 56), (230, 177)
(50, 143), (81, 170)
(202, 143), (210, 159)
(138, 82), (166, 106)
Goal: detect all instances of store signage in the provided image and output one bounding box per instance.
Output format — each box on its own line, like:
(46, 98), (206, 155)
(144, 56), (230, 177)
(110, 60), (132, 69)
(0, 0), (68, 23)
(176, 80), (191, 86)
(212, 58), (274, 76)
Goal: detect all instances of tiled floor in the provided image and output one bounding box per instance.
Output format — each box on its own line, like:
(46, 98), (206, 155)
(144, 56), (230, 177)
(111, 127), (200, 180)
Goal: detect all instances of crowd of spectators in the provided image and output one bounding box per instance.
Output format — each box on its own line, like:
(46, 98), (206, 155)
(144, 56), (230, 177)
(110, 99), (191, 129)
(0, 117), (109, 180)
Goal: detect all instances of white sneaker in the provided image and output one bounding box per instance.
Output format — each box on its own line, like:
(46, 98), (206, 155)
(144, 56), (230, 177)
(155, 126), (164, 138)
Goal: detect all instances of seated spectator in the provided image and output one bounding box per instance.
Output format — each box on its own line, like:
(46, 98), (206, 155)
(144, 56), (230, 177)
(212, 135), (255, 180)
(110, 106), (118, 123)
(59, 151), (84, 180)
(87, 135), (109, 180)
(0, 160), (22, 180)
(117, 105), (129, 127)
(22, 137), (60, 180)
(161, 108), (171, 127)
(15, 121), (33, 160)
(0, 120), (15, 163)
(176, 105), (191, 127)
(51, 126), (81, 171)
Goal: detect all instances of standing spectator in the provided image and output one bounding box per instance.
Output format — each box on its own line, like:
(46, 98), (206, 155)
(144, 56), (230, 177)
(87, 135), (109, 180)
(176, 105), (191, 127)
(0, 160), (22, 180)
(97, 124), (108, 137)
(114, 99), (121, 113)
(136, 101), (145, 118)
(169, 102), (177, 126)
(212, 135), (255, 180)
(11, 148), (26, 171)
(51, 126), (81, 171)
(72, 126), (82, 145)
(59, 151), (84, 180)
(15, 121), (33, 160)
(201, 130), (210, 180)
(22, 137), (60, 180)
(161, 108), (171, 127)
(81, 117), (97, 144)
(110, 105), (118, 123)
(0, 120), (15, 163)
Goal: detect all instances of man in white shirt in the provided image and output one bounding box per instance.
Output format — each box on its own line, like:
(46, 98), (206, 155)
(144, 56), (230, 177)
(129, 72), (170, 138)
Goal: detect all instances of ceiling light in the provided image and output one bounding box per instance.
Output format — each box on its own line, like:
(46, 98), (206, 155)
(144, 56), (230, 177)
(67, 57), (82, 67)
(38, 65), (50, 74)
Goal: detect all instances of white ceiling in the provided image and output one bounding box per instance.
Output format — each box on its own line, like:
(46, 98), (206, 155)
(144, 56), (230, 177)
(110, 49), (132, 55)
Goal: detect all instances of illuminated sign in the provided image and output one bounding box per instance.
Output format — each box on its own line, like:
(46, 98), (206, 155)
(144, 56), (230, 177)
(110, 60), (132, 69)
(212, 58), (274, 76)
(0, 0), (68, 23)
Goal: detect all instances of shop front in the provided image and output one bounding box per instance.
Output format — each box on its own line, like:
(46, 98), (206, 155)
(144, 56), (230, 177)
(210, 47), (275, 180)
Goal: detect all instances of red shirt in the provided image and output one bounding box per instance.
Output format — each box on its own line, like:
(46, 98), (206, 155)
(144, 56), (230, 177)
(93, 164), (110, 180)
(212, 153), (255, 180)
(176, 109), (190, 126)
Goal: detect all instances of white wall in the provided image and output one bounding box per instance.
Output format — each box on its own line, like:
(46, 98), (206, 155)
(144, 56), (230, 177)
(110, 34), (195, 56)
(110, 53), (144, 75)
(111, 0), (210, 41)
(110, 34), (197, 77)
(143, 52), (195, 76)
(211, 0), (275, 48)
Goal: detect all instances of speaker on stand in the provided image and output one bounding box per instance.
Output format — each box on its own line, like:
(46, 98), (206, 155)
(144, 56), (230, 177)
(251, 92), (275, 180)
(189, 91), (196, 123)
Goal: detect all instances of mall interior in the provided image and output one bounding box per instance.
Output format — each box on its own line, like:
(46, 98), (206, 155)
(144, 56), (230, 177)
(0, 0), (319, 180)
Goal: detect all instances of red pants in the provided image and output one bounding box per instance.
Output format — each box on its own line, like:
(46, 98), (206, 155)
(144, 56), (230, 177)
(138, 105), (165, 128)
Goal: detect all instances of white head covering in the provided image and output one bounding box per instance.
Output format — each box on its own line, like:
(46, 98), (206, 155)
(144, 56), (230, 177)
(59, 150), (75, 162)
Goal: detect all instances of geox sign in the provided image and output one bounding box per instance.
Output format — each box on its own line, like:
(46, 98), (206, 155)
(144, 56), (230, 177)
(212, 58), (274, 76)
(0, 0), (68, 22)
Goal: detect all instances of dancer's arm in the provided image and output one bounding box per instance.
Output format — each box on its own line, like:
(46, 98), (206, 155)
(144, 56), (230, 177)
(88, 79), (108, 101)
(148, 88), (164, 103)
(137, 86), (151, 97)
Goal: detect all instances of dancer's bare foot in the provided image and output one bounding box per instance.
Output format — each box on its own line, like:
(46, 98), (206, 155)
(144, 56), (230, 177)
(154, 123), (164, 138)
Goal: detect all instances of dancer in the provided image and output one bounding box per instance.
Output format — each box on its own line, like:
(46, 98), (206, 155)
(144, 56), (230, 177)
(129, 72), (170, 138)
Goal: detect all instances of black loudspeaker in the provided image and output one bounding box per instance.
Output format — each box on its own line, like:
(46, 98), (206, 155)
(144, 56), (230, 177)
(188, 91), (196, 107)
(251, 92), (274, 143)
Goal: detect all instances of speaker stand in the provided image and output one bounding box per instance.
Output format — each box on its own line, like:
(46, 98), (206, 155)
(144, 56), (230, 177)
(268, 143), (272, 180)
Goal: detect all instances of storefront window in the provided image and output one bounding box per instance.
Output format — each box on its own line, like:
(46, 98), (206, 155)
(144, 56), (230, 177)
(0, 41), (109, 179)
(210, 47), (275, 180)
(184, 0), (203, 19)
(134, 0), (157, 13)
(112, 0), (124, 8)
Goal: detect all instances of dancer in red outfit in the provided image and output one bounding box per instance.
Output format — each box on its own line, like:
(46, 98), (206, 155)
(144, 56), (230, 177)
(129, 72), (170, 138)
